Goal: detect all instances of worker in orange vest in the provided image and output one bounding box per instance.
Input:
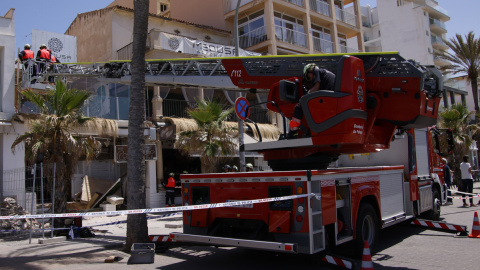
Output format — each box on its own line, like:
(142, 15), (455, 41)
(18, 44), (34, 61)
(36, 44), (51, 74)
(18, 44), (36, 77)
(165, 173), (176, 207)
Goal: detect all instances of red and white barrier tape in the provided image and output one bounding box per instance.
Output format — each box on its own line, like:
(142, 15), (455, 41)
(0, 193), (317, 220)
(447, 189), (480, 199)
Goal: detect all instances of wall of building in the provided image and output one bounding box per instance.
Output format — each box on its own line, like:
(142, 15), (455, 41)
(377, 0), (432, 65)
(170, 0), (227, 31)
(65, 8), (114, 62)
(0, 9), (15, 114)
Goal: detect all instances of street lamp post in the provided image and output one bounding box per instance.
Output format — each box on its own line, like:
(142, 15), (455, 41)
(234, 0), (246, 172)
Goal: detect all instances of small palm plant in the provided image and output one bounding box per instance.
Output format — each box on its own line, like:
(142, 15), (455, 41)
(176, 99), (238, 173)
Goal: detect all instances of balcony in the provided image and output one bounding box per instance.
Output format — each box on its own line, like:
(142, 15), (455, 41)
(283, 0), (305, 8)
(335, 6), (357, 27)
(237, 26), (268, 49)
(275, 26), (307, 48)
(117, 43), (133, 60)
(312, 37), (334, 53)
(429, 17), (447, 34)
(339, 44), (359, 53)
(431, 35), (448, 51)
(163, 99), (272, 124)
(412, 0), (449, 19)
(310, 0), (330, 16)
(21, 97), (272, 124)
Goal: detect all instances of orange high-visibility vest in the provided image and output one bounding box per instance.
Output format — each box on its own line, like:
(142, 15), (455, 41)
(39, 49), (50, 60)
(166, 177), (176, 188)
(51, 55), (57, 63)
(22, 49), (34, 60)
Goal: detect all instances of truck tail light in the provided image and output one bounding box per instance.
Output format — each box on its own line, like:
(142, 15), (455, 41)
(296, 215), (303, 222)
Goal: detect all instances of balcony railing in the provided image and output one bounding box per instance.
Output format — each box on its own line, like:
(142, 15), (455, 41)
(117, 43), (133, 60)
(431, 35), (448, 50)
(312, 37), (334, 53)
(275, 27), (307, 48)
(310, 0), (330, 16)
(335, 7), (357, 27)
(20, 97), (272, 124)
(163, 99), (272, 124)
(339, 44), (359, 53)
(429, 18), (446, 31)
(237, 26), (268, 49)
(283, 0), (304, 8)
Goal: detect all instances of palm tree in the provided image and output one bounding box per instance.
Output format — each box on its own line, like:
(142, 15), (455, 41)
(125, 0), (150, 251)
(176, 99), (238, 173)
(437, 31), (480, 116)
(438, 103), (477, 186)
(11, 80), (102, 214)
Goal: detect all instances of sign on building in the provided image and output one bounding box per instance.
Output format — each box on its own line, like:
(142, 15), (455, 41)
(32, 29), (77, 63)
(160, 32), (260, 57)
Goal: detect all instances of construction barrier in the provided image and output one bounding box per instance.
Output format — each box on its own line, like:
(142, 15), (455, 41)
(321, 254), (353, 269)
(411, 219), (468, 236)
(447, 189), (480, 200)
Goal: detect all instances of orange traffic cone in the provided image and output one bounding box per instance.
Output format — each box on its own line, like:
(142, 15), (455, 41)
(468, 211), (480, 238)
(361, 240), (374, 270)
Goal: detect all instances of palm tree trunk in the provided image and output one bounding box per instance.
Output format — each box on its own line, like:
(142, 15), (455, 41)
(470, 77), (479, 119)
(125, 0), (150, 252)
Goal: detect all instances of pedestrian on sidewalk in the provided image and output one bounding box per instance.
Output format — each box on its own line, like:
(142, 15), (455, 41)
(443, 158), (453, 205)
(460, 155), (475, 207)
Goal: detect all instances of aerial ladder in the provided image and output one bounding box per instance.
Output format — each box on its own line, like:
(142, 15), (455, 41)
(21, 52), (443, 171)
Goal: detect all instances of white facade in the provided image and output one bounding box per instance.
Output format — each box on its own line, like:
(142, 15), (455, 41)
(0, 9), (27, 207)
(362, 0), (450, 66)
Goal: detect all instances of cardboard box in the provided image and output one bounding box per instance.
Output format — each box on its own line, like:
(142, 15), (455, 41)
(128, 243), (155, 264)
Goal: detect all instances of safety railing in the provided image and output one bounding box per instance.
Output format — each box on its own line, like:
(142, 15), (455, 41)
(312, 37), (334, 53)
(309, 0), (330, 16)
(237, 27), (268, 49)
(335, 7), (357, 27)
(275, 27), (307, 48)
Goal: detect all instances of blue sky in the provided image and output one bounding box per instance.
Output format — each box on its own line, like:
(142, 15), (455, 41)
(2, 0), (479, 52)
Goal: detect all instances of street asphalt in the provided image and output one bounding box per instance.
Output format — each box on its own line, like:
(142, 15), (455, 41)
(1, 182), (480, 270)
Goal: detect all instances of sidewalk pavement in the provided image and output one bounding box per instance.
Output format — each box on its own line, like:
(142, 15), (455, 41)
(1, 182), (480, 269)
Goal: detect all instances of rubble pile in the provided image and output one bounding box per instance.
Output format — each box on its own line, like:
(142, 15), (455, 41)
(0, 197), (28, 233)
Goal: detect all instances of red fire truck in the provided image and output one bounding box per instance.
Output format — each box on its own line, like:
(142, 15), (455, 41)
(170, 52), (453, 255)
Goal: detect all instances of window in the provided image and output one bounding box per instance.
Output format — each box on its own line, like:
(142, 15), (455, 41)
(158, 1), (169, 13)
(426, 30), (429, 36)
(274, 12), (306, 47)
(160, 4), (168, 12)
(238, 10), (266, 48)
(397, 0), (404, 6)
(311, 24), (333, 53)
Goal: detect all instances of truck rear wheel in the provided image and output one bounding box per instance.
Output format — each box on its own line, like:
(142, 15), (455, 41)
(355, 203), (379, 257)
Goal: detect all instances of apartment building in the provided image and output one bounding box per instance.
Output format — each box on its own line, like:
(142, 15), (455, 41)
(361, 0), (450, 66)
(0, 9), (31, 211)
(170, 0), (365, 55)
